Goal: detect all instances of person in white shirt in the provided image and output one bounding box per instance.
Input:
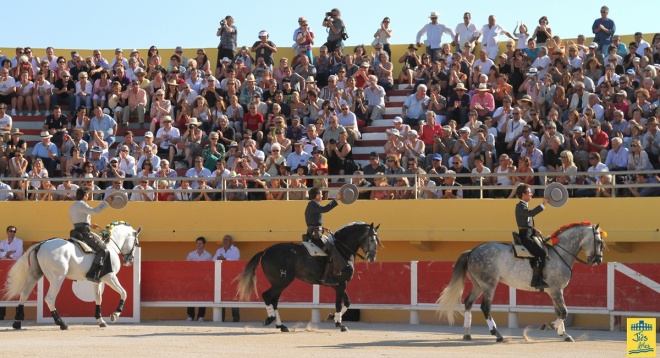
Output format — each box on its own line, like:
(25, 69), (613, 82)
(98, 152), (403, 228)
(480, 15), (515, 60)
(212, 234), (240, 322)
(0, 225), (22, 260)
(531, 47), (551, 78)
(416, 11), (455, 62)
(453, 12), (479, 52)
(186, 236), (213, 322)
(130, 179), (154, 201)
(0, 180), (14, 201)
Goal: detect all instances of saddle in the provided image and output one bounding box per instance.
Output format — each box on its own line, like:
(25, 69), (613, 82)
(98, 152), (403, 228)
(511, 232), (548, 260)
(301, 234), (332, 257)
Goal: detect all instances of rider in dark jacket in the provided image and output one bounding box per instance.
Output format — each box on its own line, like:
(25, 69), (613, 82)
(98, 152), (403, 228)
(515, 183), (549, 289)
(304, 187), (342, 285)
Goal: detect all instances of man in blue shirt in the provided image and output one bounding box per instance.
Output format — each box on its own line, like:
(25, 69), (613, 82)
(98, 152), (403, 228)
(592, 6), (615, 53)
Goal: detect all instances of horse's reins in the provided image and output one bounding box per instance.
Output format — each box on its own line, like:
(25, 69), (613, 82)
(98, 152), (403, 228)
(328, 229), (366, 260)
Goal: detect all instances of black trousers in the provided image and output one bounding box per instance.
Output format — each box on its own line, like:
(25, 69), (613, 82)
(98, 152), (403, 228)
(519, 229), (545, 268)
(187, 307), (205, 319)
(75, 226), (106, 252)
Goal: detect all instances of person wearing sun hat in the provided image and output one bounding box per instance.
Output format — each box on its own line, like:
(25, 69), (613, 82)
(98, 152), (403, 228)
(416, 11), (455, 62)
(32, 131), (59, 177)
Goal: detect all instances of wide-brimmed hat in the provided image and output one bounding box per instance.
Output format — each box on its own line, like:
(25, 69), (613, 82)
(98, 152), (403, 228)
(389, 128), (401, 137)
(108, 191), (129, 210)
(306, 76), (316, 83)
(520, 94), (533, 103)
(10, 128), (23, 136)
(544, 182), (569, 208)
(476, 83), (489, 91)
(39, 131), (52, 139)
(527, 68), (538, 76)
(167, 79), (177, 86)
(220, 57), (231, 63)
(89, 146), (102, 153)
(134, 67), (146, 76)
(187, 117), (202, 126)
(407, 44), (418, 50)
(338, 183), (359, 204)
(245, 74), (256, 82)
(360, 62), (370, 68)
(429, 11), (440, 18)
(454, 83), (467, 91)
(315, 165), (329, 174)
(161, 115), (173, 123)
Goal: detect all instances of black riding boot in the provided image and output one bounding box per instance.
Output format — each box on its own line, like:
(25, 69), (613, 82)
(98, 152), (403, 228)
(531, 266), (549, 290)
(86, 252), (104, 283)
(320, 260), (338, 286)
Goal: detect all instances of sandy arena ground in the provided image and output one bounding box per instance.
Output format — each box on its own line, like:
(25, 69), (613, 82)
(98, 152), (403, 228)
(1, 319), (626, 357)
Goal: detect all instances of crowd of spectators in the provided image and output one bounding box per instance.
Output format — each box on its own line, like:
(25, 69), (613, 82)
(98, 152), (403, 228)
(0, 6), (659, 200)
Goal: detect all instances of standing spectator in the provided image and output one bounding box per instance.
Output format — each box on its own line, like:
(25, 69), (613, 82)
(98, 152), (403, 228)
(416, 11), (455, 62)
(592, 6), (616, 53)
(454, 12), (479, 52)
(217, 16), (238, 66)
(0, 225), (22, 319)
(480, 15), (515, 60)
(186, 236), (212, 322)
(373, 17), (393, 59)
(212, 234), (240, 322)
(251, 31), (277, 69)
(321, 8), (346, 53)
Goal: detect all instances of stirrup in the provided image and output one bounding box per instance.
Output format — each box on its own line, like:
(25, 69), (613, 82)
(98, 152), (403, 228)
(86, 272), (101, 283)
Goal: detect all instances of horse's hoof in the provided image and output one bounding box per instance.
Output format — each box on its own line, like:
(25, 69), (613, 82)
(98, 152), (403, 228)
(463, 334), (472, 340)
(99, 321), (107, 328)
(340, 325), (348, 332)
(276, 325), (289, 332)
(59, 323), (68, 330)
(539, 323), (548, 330)
(326, 313), (335, 321)
(263, 316), (275, 326)
(110, 313), (119, 322)
(12, 321), (21, 330)
(496, 336), (504, 343)
(564, 335), (575, 342)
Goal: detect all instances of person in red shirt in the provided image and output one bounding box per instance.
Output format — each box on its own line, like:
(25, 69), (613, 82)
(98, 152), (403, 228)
(584, 120), (609, 161)
(417, 111), (443, 167)
(242, 102), (264, 144)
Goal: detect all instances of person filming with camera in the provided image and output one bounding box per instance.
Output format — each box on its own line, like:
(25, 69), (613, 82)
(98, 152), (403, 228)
(322, 8), (347, 54)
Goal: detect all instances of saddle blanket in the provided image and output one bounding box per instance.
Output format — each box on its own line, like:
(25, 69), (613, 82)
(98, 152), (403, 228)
(68, 238), (96, 254)
(301, 241), (327, 257)
(512, 244), (536, 259)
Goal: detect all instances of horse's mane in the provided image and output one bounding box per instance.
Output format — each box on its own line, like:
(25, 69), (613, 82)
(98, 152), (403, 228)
(100, 221), (132, 242)
(549, 221), (592, 244)
(335, 222), (368, 237)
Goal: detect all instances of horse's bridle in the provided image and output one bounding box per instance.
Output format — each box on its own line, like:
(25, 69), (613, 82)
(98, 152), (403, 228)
(552, 225), (603, 272)
(109, 230), (140, 264)
(333, 226), (380, 261)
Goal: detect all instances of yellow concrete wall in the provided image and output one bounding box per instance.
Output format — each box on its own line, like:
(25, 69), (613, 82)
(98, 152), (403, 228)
(3, 198), (660, 263)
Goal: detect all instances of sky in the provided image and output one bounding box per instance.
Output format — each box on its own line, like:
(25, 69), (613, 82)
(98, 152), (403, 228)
(2, 1), (659, 52)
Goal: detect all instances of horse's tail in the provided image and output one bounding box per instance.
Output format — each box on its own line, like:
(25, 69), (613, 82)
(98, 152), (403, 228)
(236, 251), (264, 302)
(436, 250), (471, 325)
(3, 245), (41, 300)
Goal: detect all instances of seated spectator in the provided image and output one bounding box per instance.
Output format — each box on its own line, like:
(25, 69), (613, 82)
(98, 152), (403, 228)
(55, 174), (79, 201)
(364, 75), (386, 124)
(371, 174), (393, 200)
(130, 178), (155, 201)
(585, 120), (609, 162)
(32, 131), (58, 178)
(383, 129), (404, 162)
(403, 129), (425, 168)
(8, 148), (28, 187)
(32, 71), (52, 116)
(451, 127), (473, 168)
(446, 83), (470, 126)
(493, 154), (515, 198)
(627, 173), (660, 197)
(155, 116), (180, 165)
(508, 156), (535, 198)
(50, 70), (75, 115)
(393, 176), (412, 200)
(438, 170), (463, 199)
(15, 70), (34, 116)
(470, 84), (495, 120)
(574, 152), (609, 197)
(401, 85), (429, 126)
(192, 178), (215, 201)
(628, 139), (653, 171)
(555, 150), (578, 195)
(149, 89), (172, 134)
(605, 136), (629, 173)
(103, 180), (126, 201)
(42, 105), (69, 146)
(30, 180), (55, 201)
(121, 80), (147, 126)
(520, 139), (544, 172)
(471, 154), (492, 198)
(287, 174), (308, 200)
(136, 160), (156, 185)
(136, 146), (160, 172)
(172, 178), (193, 201)
(384, 155), (405, 186)
(225, 172), (247, 201)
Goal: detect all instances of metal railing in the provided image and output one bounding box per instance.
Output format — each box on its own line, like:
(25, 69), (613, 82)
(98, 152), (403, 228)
(1, 169), (659, 201)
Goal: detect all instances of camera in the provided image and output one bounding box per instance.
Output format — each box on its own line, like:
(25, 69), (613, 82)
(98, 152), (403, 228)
(329, 138), (337, 144)
(189, 124), (196, 129)
(220, 19), (226, 26)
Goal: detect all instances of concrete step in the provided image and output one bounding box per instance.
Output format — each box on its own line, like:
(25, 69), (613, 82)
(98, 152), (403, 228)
(356, 139), (387, 146)
(371, 119), (394, 127)
(353, 146), (385, 155)
(384, 107), (403, 115)
(363, 126), (391, 133)
(361, 132), (389, 140)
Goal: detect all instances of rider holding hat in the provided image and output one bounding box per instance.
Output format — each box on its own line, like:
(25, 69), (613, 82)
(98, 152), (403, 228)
(515, 183), (549, 289)
(304, 187), (342, 286)
(69, 187), (113, 282)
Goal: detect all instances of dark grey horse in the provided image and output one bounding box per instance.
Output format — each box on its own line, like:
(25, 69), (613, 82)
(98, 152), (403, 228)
(237, 222), (381, 332)
(437, 223), (605, 342)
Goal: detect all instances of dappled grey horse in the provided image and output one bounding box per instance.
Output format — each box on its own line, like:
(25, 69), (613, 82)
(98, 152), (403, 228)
(437, 222), (605, 342)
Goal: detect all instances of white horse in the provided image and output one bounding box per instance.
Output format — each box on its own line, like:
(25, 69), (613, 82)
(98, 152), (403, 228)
(3, 223), (141, 330)
(437, 222), (605, 342)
